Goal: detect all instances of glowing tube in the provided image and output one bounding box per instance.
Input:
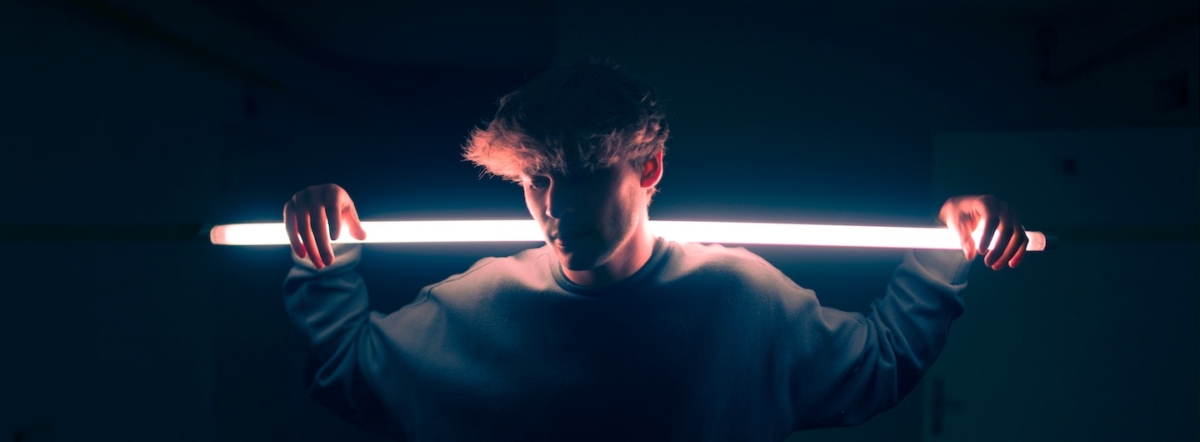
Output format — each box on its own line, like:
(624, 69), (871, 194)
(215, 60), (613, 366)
(209, 220), (1049, 251)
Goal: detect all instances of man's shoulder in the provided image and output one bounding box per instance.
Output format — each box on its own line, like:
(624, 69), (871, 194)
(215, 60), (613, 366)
(664, 241), (777, 280)
(426, 245), (556, 292)
(671, 240), (771, 264)
(659, 241), (811, 306)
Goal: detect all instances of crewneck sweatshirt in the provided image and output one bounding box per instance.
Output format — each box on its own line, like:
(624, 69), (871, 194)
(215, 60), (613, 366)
(283, 238), (971, 441)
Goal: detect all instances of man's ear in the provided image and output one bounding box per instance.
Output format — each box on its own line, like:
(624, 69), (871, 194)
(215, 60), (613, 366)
(640, 151), (664, 188)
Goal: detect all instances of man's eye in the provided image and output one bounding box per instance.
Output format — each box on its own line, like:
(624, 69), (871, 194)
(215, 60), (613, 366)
(528, 177), (550, 189)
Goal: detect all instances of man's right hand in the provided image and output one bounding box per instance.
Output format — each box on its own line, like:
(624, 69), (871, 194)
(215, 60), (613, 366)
(283, 183), (368, 270)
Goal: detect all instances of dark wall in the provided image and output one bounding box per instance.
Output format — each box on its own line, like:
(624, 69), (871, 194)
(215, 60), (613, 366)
(1, 0), (1195, 441)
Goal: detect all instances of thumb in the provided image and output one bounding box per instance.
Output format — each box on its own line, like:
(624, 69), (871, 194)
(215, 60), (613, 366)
(348, 207), (367, 241)
(951, 218), (977, 260)
(351, 219), (367, 241)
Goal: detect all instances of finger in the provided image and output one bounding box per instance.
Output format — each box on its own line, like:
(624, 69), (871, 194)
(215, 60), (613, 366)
(993, 226), (1022, 271)
(311, 206), (335, 267)
(954, 220), (976, 260)
(348, 203), (367, 240)
(325, 187), (342, 242)
(1009, 239), (1028, 268)
(284, 200), (305, 258)
(978, 210), (1000, 257)
(986, 219), (1012, 269)
(296, 192), (321, 267)
(300, 211), (323, 269)
(1003, 225), (1028, 268)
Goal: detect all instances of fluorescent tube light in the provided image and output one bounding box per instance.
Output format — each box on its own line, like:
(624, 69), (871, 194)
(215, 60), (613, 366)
(209, 220), (1049, 251)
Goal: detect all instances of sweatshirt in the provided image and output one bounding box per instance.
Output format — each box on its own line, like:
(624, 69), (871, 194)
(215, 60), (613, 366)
(283, 237), (972, 441)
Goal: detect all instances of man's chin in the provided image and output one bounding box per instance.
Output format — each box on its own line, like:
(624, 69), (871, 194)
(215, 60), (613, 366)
(559, 254), (600, 271)
(555, 248), (605, 271)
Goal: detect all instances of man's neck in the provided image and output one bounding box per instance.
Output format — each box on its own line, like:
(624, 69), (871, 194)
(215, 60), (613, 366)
(563, 223), (657, 287)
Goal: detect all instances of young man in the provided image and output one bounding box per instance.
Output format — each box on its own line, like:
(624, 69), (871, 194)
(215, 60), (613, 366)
(282, 62), (1028, 441)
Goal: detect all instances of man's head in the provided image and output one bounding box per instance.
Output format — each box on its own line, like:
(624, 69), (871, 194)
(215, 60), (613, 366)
(463, 61), (669, 282)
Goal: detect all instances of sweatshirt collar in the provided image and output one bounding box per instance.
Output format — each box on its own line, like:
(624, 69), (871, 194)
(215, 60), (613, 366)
(551, 237), (669, 295)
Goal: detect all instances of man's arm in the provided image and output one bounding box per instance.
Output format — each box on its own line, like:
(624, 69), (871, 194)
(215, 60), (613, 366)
(787, 195), (1024, 429)
(281, 183), (398, 428)
(784, 248), (971, 429)
(283, 241), (403, 435)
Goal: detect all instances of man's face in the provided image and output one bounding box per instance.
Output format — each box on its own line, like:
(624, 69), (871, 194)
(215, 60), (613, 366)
(522, 160), (650, 271)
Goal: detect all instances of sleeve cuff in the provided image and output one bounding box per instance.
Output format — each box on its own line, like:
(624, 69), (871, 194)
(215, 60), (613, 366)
(908, 248), (972, 286)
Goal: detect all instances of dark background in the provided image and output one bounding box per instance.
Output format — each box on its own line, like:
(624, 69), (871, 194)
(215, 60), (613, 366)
(1, 0), (1196, 441)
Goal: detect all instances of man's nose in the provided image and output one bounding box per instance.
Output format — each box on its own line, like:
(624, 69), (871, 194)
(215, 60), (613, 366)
(545, 181), (579, 219)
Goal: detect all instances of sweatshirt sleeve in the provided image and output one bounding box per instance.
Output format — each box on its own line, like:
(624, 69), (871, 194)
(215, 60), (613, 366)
(786, 248), (972, 430)
(282, 243), (403, 436)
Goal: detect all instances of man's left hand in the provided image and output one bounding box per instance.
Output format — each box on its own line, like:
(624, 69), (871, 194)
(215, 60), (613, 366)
(939, 195), (1027, 271)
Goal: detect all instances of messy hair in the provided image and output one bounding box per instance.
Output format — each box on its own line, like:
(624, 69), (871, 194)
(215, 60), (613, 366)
(463, 60), (669, 182)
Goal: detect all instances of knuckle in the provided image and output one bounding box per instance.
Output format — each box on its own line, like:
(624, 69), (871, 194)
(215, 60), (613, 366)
(294, 192), (313, 211)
